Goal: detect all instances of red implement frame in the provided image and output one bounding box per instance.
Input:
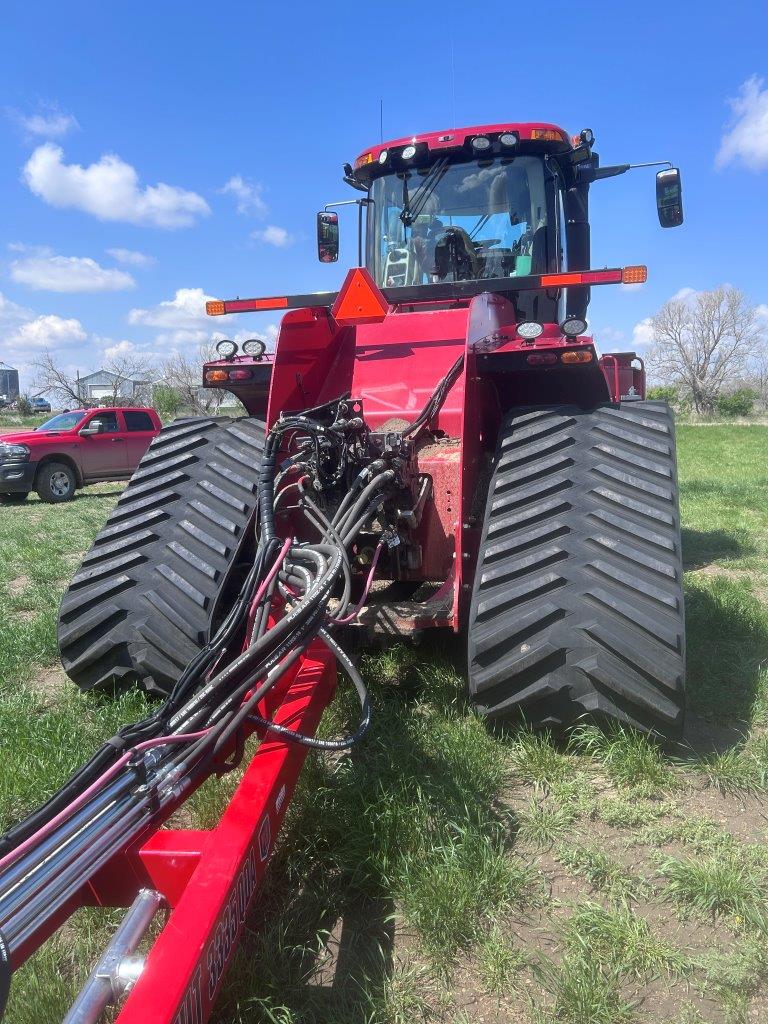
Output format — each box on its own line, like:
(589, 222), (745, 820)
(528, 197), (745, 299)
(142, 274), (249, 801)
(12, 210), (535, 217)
(10, 643), (336, 1024)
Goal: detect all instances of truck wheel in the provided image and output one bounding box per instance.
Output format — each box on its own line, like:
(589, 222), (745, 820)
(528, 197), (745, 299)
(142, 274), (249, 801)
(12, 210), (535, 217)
(37, 462), (76, 503)
(468, 403), (685, 739)
(58, 416), (265, 696)
(0, 493), (29, 503)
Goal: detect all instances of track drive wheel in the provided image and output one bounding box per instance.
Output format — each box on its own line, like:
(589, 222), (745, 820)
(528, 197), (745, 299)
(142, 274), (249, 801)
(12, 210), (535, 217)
(467, 403), (685, 738)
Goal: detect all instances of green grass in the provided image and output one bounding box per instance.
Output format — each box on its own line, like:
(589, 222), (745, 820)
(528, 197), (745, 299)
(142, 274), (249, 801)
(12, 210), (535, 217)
(569, 724), (674, 790)
(561, 901), (687, 979)
(476, 927), (528, 993)
(2, 425), (768, 1021)
(659, 850), (768, 931)
(555, 842), (647, 900)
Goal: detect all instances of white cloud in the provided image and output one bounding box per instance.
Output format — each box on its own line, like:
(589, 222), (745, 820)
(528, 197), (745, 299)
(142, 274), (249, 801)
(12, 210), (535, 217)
(106, 247), (156, 268)
(632, 317), (654, 348)
(756, 303), (768, 322)
(9, 104), (79, 139)
(23, 144), (211, 228)
(6, 314), (86, 353)
(671, 286), (697, 302)
(102, 339), (137, 360)
(597, 327), (626, 344)
(251, 225), (293, 248)
(717, 76), (768, 171)
(221, 175), (268, 216)
(156, 328), (209, 347)
(11, 253), (135, 293)
(128, 287), (215, 330)
(0, 291), (35, 329)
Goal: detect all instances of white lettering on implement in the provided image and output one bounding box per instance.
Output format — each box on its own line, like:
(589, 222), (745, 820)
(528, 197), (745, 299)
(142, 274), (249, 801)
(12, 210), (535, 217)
(172, 965), (203, 1024)
(204, 849), (258, 1003)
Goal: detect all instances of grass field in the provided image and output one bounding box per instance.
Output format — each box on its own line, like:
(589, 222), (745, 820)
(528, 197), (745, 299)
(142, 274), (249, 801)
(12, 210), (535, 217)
(1, 424), (767, 1023)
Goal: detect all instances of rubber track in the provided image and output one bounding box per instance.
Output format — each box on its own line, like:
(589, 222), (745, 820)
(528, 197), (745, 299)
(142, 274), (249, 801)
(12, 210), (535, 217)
(58, 417), (265, 695)
(467, 403), (685, 737)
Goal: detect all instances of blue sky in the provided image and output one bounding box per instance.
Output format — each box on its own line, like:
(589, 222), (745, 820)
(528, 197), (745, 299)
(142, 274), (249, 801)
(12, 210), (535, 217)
(1, 1), (767, 390)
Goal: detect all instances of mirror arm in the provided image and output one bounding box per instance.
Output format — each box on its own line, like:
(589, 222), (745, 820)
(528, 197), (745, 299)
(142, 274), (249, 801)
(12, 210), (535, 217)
(343, 175), (369, 193)
(581, 159), (673, 184)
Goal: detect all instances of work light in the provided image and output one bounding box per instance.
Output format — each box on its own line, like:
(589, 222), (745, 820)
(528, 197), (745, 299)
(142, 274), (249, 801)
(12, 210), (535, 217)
(216, 340), (238, 359)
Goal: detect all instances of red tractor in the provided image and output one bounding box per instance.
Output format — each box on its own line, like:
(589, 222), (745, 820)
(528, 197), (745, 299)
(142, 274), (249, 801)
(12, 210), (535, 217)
(0, 122), (685, 1023)
(61, 120), (686, 737)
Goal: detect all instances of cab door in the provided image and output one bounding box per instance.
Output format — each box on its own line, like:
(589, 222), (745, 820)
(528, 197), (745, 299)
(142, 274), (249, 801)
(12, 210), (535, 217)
(78, 411), (129, 479)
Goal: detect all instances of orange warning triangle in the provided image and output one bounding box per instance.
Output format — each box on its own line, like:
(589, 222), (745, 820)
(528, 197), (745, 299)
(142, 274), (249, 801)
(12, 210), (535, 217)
(331, 267), (389, 326)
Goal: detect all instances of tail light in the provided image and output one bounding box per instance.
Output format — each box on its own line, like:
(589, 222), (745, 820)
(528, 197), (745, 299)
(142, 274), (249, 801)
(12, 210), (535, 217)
(527, 353), (558, 365)
(205, 370), (228, 383)
(228, 369), (253, 381)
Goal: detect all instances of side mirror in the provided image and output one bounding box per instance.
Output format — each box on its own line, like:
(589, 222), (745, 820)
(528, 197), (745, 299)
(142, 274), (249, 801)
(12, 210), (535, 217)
(317, 211), (339, 263)
(656, 168), (684, 228)
(80, 420), (103, 436)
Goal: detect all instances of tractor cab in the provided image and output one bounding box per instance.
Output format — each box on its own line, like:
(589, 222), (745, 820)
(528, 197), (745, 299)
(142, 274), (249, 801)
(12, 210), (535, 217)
(319, 122), (683, 327)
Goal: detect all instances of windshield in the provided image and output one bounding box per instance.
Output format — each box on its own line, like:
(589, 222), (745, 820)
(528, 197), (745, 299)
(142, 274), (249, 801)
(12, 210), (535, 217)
(368, 156), (554, 289)
(37, 412), (87, 432)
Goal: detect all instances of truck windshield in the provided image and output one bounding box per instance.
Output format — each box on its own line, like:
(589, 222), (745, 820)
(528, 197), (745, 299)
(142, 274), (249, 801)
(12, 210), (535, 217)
(369, 156), (552, 289)
(37, 412), (87, 431)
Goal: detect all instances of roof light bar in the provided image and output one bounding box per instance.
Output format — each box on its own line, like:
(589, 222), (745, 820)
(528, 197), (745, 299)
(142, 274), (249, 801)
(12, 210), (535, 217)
(531, 128), (567, 142)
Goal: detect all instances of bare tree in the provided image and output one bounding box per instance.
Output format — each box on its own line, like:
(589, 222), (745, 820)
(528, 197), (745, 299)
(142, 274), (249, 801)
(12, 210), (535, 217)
(99, 352), (154, 406)
(30, 351), (83, 407)
(747, 347), (768, 406)
(646, 287), (766, 414)
(32, 349), (154, 408)
(159, 343), (227, 415)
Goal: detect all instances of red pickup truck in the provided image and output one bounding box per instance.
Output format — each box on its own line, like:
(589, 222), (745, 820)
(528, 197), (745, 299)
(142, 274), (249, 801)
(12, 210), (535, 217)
(0, 407), (162, 503)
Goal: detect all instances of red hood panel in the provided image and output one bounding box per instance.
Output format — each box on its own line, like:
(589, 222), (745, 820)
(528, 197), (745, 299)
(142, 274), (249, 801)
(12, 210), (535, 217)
(0, 430), (72, 445)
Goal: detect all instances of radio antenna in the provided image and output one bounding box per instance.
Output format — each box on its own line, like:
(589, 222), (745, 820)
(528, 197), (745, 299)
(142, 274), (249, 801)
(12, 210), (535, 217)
(450, 38), (456, 129)
(380, 99), (384, 143)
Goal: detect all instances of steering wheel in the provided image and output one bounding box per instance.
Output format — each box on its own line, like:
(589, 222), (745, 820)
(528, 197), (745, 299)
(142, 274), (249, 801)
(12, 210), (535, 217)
(472, 238), (502, 250)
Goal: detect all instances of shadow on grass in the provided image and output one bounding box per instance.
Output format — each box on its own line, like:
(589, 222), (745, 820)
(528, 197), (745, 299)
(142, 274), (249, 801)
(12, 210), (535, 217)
(681, 527), (752, 571)
(215, 634), (516, 1022)
(682, 577), (768, 755)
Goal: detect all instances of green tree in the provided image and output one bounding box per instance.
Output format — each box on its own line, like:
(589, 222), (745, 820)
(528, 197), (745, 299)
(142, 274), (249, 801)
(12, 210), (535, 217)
(152, 383), (183, 421)
(714, 388), (759, 418)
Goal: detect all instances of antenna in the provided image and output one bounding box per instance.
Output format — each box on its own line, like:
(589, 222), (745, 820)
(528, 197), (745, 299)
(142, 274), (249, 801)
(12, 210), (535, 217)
(450, 38), (456, 129)
(380, 99), (383, 143)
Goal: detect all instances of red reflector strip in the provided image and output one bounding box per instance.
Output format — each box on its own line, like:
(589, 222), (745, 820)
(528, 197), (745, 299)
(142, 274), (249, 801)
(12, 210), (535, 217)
(540, 269), (624, 288)
(225, 297), (289, 312)
(581, 269), (624, 285)
(540, 272), (583, 287)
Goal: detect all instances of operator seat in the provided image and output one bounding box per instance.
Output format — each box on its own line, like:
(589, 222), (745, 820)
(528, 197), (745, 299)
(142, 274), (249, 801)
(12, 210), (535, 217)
(432, 226), (481, 281)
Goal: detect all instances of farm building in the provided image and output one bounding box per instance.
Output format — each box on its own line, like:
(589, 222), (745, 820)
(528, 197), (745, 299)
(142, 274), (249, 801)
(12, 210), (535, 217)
(0, 361), (20, 404)
(76, 368), (153, 406)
